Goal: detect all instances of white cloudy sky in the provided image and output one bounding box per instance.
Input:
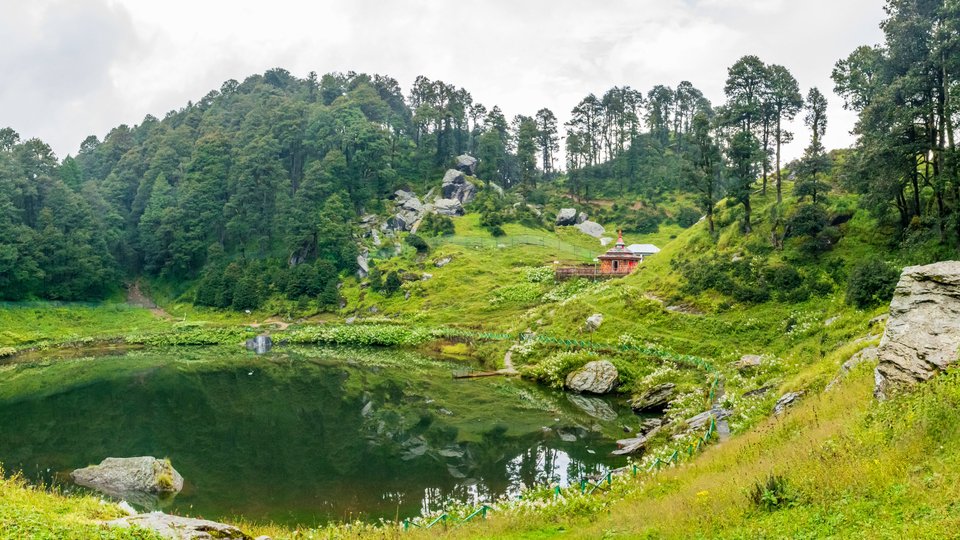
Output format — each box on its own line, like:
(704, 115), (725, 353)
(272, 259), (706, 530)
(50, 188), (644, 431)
(0, 0), (885, 162)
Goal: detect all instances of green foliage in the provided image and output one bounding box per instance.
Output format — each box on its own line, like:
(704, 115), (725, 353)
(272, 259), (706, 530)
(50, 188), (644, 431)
(405, 234), (429, 253)
(675, 206), (701, 228)
(382, 271), (402, 296)
(845, 260), (899, 309)
(627, 206), (664, 234)
(418, 213), (455, 237)
(521, 350), (596, 389)
(747, 474), (799, 512)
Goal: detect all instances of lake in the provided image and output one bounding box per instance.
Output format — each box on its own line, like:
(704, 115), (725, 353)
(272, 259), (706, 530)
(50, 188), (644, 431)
(0, 346), (637, 526)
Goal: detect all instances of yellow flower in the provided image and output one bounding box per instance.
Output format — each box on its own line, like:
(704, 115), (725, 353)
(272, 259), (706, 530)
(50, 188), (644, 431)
(696, 490), (709, 497)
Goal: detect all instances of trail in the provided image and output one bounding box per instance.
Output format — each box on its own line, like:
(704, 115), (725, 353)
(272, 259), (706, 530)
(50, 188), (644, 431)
(126, 282), (171, 319)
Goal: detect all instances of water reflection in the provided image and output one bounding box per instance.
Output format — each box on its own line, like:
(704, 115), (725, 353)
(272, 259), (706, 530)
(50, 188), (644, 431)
(0, 347), (631, 526)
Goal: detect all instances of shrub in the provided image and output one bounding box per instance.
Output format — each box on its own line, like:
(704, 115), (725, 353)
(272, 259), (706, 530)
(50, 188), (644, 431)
(419, 213), (455, 237)
(747, 474), (798, 511)
(628, 206), (664, 234)
(846, 260), (899, 309)
(382, 271), (402, 296)
(676, 206), (701, 228)
(405, 234), (430, 253)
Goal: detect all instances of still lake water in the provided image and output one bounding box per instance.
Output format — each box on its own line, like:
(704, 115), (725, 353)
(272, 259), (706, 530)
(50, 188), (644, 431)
(0, 346), (635, 526)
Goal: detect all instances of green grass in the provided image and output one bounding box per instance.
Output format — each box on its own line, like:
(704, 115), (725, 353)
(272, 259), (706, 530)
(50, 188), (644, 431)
(0, 303), (169, 350)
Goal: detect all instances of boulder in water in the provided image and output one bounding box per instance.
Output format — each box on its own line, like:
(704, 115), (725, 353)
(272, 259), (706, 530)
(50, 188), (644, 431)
(565, 360), (619, 394)
(71, 457), (183, 499)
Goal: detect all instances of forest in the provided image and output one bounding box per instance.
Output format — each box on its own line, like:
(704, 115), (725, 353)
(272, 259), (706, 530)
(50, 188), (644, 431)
(0, 0), (956, 309)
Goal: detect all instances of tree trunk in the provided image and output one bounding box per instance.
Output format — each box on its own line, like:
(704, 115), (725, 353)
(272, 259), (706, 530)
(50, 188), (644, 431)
(775, 116), (783, 204)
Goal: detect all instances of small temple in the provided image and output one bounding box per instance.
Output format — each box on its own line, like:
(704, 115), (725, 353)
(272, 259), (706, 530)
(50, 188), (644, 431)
(555, 231), (644, 280)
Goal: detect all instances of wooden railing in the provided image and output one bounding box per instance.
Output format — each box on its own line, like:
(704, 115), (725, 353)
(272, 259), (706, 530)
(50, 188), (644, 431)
(555, 266), (631, 280)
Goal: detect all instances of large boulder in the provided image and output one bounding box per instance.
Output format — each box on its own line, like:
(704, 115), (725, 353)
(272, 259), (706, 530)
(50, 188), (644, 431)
(575, 220), (606, 238)
(433, 198), (464, 216)
(584, 313), (603, 332)
(244, 334), (272, 354)
(106, 512), (255, 540)
(565, 360), (619, 394)
(874, 261), (960, 399)
(555, 208), (577, 226)
(71, 457), (183, 499)
(773, 391), (804, 415)
(455, 154), (478, 175)
(356, 250), (369, 278)
(441, 169), (477, 205)
(630, 383), (676, 412)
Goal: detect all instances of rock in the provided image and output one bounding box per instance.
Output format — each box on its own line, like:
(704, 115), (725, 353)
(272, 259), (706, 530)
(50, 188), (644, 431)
(394, 189), (414, 203)
(434, 256), (453, 268)
(869, 314), (888, 328)
(455, 154), (478, 175)
(400, 196), (424, 213)
(742, 385), (773, 398)
(565, 393), (617, 421)
(630, 383), (676, 413)
(106, 512), (252, 540)
(558, 430), (578, 442)
(356, 251), (369, 278)
(526, 204), (543, 217)
(555, 208), (577, 226)
(826, 346), (879, 392)
(433, 198), (464, 216)
(773, 391), (804, 415)
(640, 418), (664, 434)
(488, 182), (504, 197)
(441, 169), (477, 204)
(421, 273), (433, 281)
(600, 237), (613, 246)
(612, 425), (662, 456)
(686, 407), (732, 430)
(71, 457), (183, 500)
(575, 220), (605, 238)
(360, 213), (378, 225)
(584, 313), (603, 332)
(875, 261), (960, 399)
(824, 315), (839, 327)
(565, 360), (619, 394)
(244, 334), (272, 354)
(577, 211), (588, 224)
(345, 316), (356, 325)
(734, 354), (762, 371)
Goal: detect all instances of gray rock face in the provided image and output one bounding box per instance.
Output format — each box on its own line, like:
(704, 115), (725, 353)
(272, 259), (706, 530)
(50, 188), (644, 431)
(565, 360), (619, 394)
(575, 220), (606, 238)
(434, 256), (452, 268)
(71, 457), (183, 500)
(576, 211), (589, 224)
(686, 407), (732, 430)
(584, 313), (604, 332)
(245, 334), (272, 354)
(875, 261), (960, 399)
(433, 198), (464, 216)
(106, 512), (253, 540)
(441, 169), (477, 204)
(734, 354), (762, 371)
(630, 383), (676, 412)
(356, 251), (369, 278)
(455, 154), (478, 175)
(556, 208), (577, 226)
(773, 391), (804, 415)
(612, 425), (662, 456)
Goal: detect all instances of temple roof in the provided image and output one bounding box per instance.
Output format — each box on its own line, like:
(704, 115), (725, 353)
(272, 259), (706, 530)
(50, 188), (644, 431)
(598, 231), (641, 260)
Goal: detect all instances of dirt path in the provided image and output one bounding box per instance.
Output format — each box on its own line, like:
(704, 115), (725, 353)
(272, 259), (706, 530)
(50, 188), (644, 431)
(500, 349), (519, 375)
(248, 318), (291, 330)
(127, 282), (171, 319)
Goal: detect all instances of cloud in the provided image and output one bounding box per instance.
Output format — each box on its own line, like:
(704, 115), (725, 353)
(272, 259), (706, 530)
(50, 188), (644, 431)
(0, 0), (145, 157)
(0, 0), (884, 161)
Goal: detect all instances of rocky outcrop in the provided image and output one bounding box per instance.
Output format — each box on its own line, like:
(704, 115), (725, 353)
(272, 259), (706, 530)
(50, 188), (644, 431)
(455, 154), (477, 175)
(584, 313), (603, 332)
(434, 256), (452, 268)
(612, 425), (662, 456)
(630, 383), (676, 413)
(441, 169), (477, 205)
(106, 512), (257, 540)
(488, 182), (504, 197)
(565, 360), (619, 394)
(577, 211), (589, 224)
(356, 250), (369, 278)
(71, 457), (183, 499)
(874, 261), (960, 399)
(556, 208), (577, 226)
(773, 391), (803, 415)
(433, 198), (464, 216)
(575, 220), (605, 238)
(245, 334), (272, 354)
(686, 407), (732, 430)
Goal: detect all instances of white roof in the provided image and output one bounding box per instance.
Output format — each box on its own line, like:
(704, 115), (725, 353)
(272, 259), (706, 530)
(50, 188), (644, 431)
(627, 243), (661, 255)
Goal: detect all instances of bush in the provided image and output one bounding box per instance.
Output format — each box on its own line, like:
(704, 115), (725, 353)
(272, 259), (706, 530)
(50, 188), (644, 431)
(676, 206), (701, 228)
(628, 206), (664, 234)
(846, 260), (899, 309)
(747, 474), (798, 511)
(419, 213), (455, 237)
(382, 271), (402, 296)
(405, 234), (430, 253)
